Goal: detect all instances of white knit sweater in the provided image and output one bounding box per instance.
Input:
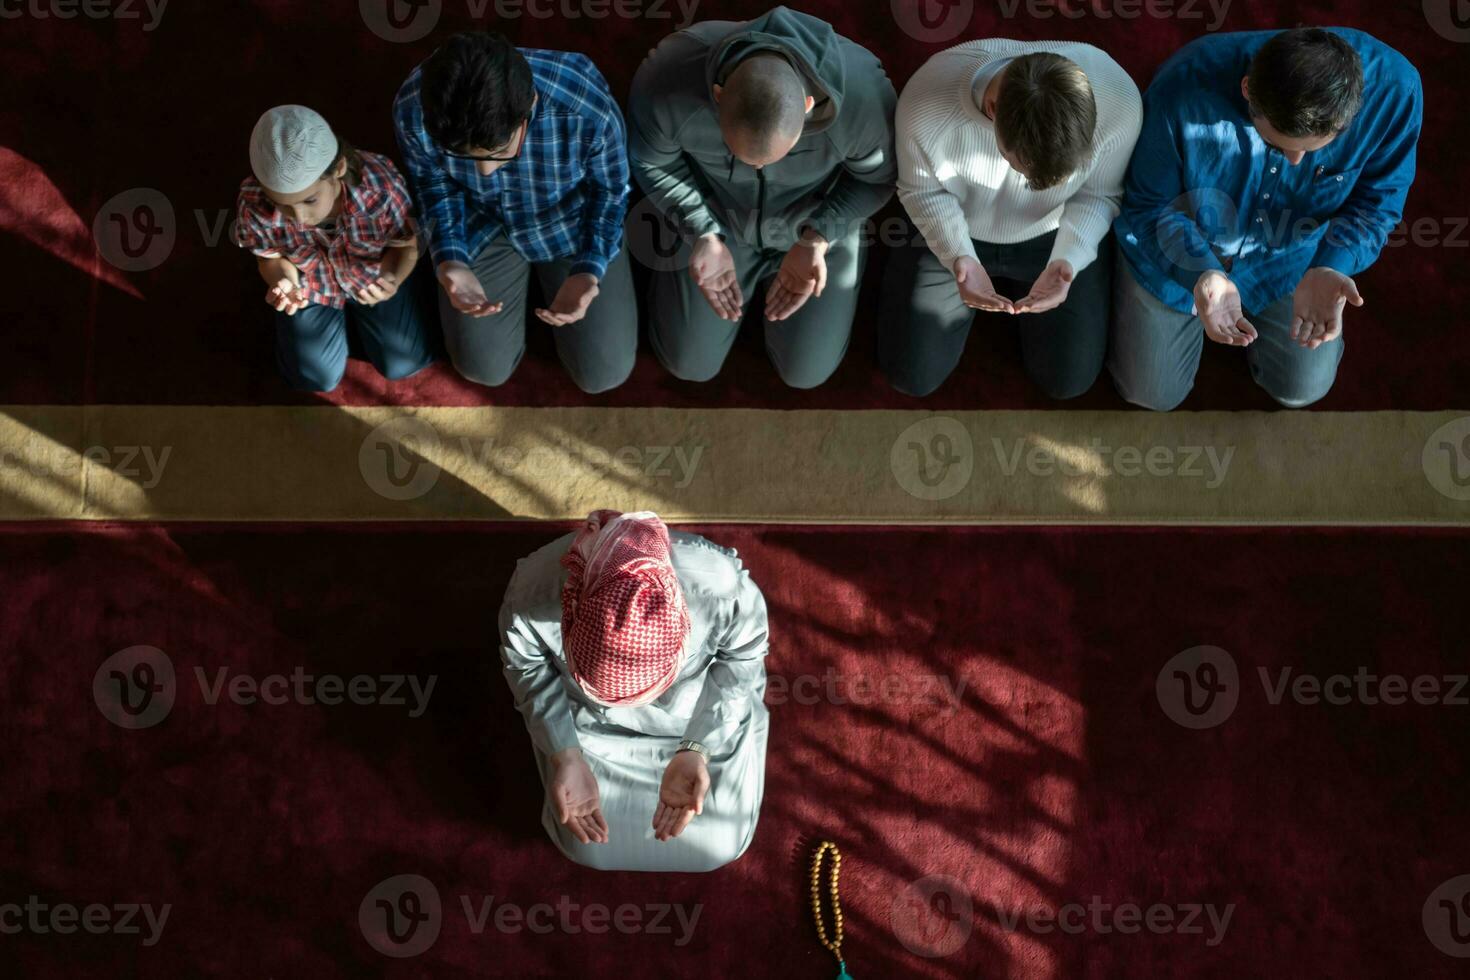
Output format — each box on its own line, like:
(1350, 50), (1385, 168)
(896, 39), (1143, 275)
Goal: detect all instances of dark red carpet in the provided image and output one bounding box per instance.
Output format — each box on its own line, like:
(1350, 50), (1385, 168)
(4, 2), (1469, 977)
(2, 0), (1467, 410)
(2, 523), (1468, 977)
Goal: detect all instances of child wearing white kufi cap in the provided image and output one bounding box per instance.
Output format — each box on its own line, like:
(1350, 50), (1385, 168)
(232, 105), (436, 392)
(249, 105), (341, 196)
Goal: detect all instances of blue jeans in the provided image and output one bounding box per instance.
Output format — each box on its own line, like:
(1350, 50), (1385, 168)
(275, 273), (436, 392)
(1107, 245), (1344, 411)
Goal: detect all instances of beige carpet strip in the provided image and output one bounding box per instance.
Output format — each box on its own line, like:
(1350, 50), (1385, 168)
(1, 405), (1468, 525)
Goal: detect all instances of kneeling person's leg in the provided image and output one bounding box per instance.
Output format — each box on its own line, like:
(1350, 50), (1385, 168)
(648, 237), (764, 383)
(764, 231), (865, 390)
(351, 270), (437, 381)
(1016, 241), (1112, 401)
(878, 235), (977, 398)
(1107, 247), (1205, 412)
(1245, 294), (1345, 408)
(276, 304), (349, 393)
(537, 718), (767, 874)
(537, 247), (639, 394)
(439, 237), (532, 388)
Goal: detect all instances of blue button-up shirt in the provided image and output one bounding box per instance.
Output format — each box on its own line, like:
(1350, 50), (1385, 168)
(1115, 29), (1422, 314)
(394, 48), (630, 280)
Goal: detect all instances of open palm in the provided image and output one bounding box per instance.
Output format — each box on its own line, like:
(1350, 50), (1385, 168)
(653, 751), (709, 842)
(551, 755), (608, 845)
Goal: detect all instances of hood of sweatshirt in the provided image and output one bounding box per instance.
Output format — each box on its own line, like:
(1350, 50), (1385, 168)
(704, 5), (843, 134)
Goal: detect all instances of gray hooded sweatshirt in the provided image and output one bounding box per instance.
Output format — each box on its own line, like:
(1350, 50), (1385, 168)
(628, 5), (897, 252)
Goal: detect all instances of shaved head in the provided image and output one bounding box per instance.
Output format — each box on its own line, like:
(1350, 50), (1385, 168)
(718, 53), (809, 166)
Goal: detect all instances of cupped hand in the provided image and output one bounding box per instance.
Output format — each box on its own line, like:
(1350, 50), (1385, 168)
(653, 750), (710, 842)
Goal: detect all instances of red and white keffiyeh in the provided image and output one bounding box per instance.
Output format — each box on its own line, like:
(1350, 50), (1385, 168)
(560, 510), (691, 707)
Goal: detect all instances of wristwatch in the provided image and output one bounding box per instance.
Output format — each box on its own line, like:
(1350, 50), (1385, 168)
(676, 738), (709, 762)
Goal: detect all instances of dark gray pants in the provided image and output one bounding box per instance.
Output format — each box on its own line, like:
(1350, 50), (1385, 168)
(648, 227), (865, 390)
(879, 228), (1112, 400)
(439, 236), (638, 394)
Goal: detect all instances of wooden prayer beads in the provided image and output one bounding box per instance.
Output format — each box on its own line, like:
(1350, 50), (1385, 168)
(809, 840), (852, 979)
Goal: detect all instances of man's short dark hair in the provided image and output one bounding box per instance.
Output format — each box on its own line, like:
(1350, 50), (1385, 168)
(1247, 28), (1364, 138)
(720, 53), (808, 155)
(421, 31), (536, 153)
(994, 53), (1097, 192)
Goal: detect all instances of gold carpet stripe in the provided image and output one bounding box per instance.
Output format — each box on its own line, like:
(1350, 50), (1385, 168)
(0, 405), (1467, 525)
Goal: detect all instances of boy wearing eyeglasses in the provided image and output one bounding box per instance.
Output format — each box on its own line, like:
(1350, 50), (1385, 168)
(394, 31), (637, 393)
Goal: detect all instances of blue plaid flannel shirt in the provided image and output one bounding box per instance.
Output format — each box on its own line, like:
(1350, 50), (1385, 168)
(394, 48), (630, 280)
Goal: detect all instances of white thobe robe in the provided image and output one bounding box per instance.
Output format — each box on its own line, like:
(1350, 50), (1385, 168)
(498, 530), (770, 872)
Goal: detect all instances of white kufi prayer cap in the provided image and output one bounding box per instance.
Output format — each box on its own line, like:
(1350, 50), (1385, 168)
(249, 105), (341, 195)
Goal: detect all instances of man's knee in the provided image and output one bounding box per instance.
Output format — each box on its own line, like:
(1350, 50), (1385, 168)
(570, 354), (636, 394)
(285, 359), (345, 394)
(558, 840), (619, 872)
(380, 353), (434, 382)
(1250, 330), (1342, 408)
(1109, 360), (1192, 412)
(883, 361), (946, 398)
(450, 351), (520, 388)
(1030, 359), (1103, 402)
(770, 315), (853, 390)
(1256, 369), (1338, 409)
(771, 341), (848, 389)
(1122, 383), (1192, 413)
(658, 347), (724, 383)
(774, 360), (840, 390)
(564, 835), (751, 874)
(652, 323), (726, 383)
(566, 308), (638, 393)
